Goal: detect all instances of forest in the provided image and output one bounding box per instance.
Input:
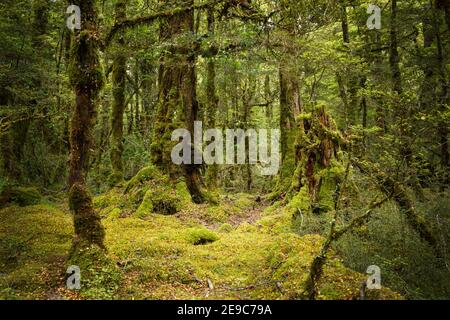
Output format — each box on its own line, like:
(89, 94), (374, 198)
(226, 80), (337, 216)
(0, 0), (449, 300)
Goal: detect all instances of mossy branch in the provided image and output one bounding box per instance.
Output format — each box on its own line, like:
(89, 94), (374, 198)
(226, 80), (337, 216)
(102, 0), (224, 48)
(303, 194), (390, 300)
(102, 0), (268, 50)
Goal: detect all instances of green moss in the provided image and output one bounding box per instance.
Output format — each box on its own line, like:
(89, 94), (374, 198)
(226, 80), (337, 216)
(288, 187), (312, 215)
(202, 190), (220, 205)
(135, 189), (154, 218)
(0, 195), (402, 300)
(69, 184), (105, 249)
(175, 181), (191, 202)
(124, 165), (161, 193)
(218, 223), (233, 233)
(68, 30), (104, 92)
(94, 189), (124, 209)
(94, 189), (127, 219)
(108, 208), (122, 220)
(233, 193), (253, 209)
(0, 205), (72, 299)
(107, 172), (124, 188)
(185, 227), (219, 245)
(135, 185), (182, 217)
(68, 240), (121, 300)
(259, 211), (293, 234)
(236, 222), (258, 233)
(206, 206), (228, 223)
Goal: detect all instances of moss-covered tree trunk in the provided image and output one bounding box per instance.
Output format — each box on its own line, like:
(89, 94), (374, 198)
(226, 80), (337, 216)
(264, 74), (273, 124)
(133, 60), (141, 134)
(373, 32), (387, 134)
(352, 158), (442, 260)
(151, 0), (205, 203)
(389, 0), (403, 96)
(337, 1), (359, 128)
(290, 107), (340, 202)
(276, 67), (297, 195)
(242, 75), (255, 192)
(109, 0), (127, 186)
(205, 8), (219, 188)
(68, 0), (105, 250)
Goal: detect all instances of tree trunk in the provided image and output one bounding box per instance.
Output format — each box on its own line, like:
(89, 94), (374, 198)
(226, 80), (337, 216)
(279, 68), (296, 174)
(264, 75), (273, 124)
(140, 59), (155, 138)
(151, 0), (206, 203)
(205, 8), (219, 188)
(68, 0), (105, 250)
(242, 75), (255, 192)
(339, 1), (359, 127)
(109, 0), (127, 186)
(390, 0), (403, 95)
(373, 32), (387, 133)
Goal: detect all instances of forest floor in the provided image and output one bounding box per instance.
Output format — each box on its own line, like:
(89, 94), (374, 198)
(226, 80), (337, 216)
(0, 175), (403, 300)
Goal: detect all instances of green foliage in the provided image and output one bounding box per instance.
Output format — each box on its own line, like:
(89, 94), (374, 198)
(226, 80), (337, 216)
(0, 186), (41, 208)
(336, 191), (450, 299)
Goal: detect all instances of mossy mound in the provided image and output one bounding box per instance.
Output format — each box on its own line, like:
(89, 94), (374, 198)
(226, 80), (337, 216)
(0, 187), (41, 208)
(135, 183), (186, 218)
(125, 166), (191, 217)
(174, 193), (258, 226)
(185, 227), (219, 245)
(218, 223), (233, 233)
(123, 165), (163, 194)
(94, 188), (127, 218)
(107, 172), (125, 188)
(94, 166), (193, 219)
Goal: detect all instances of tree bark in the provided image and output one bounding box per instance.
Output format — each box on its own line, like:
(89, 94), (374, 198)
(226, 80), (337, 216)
(68, 0), (105, 250)
(109, 0), (127, 185)
(151, 0), (206, 203)
(205, 8), (219, 188)
(390, 0), (403, 95)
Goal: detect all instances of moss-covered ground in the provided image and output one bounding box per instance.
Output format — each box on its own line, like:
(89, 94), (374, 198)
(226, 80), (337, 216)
(0, 171), (402, 300)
